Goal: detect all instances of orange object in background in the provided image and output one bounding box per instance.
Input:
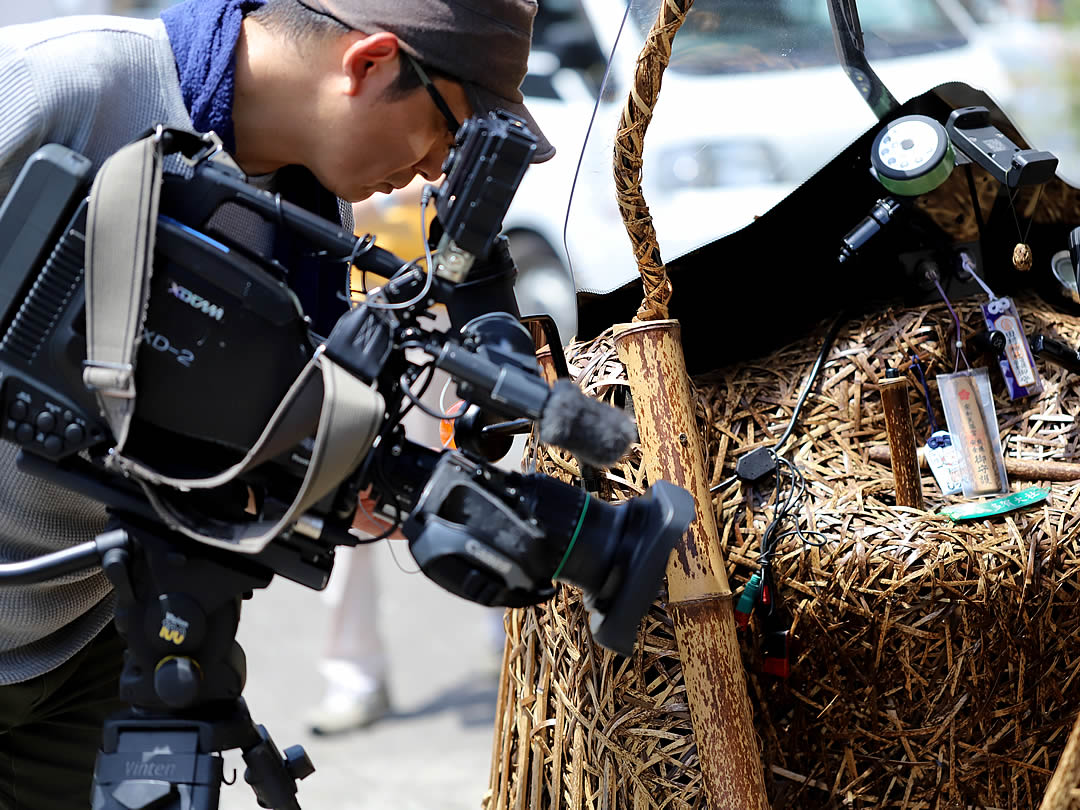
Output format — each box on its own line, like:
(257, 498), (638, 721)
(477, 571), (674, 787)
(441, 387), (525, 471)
(438, 400), (466, 449)
(352, 488), (405, 540)
(350, 177), (438, 301)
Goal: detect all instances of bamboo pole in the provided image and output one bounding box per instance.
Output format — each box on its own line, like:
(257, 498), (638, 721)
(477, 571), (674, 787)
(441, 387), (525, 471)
(1040, 710), (1080, 810)
(535, 346), (558, 386)
(607, 0), (770, 807)
(879, 373), (925, 509)
(614, 321), (769, 809)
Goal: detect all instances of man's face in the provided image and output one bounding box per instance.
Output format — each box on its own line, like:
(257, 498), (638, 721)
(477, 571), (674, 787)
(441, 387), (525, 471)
(315, 65), (472, 203)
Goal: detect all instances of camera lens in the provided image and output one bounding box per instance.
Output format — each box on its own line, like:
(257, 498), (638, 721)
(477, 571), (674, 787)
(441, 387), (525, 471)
(405, 453), (694, 656)
(529, 475), (694, 655)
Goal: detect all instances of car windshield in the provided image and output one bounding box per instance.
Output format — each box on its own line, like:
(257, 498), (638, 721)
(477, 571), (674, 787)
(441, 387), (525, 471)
(628, 0), (967, 75)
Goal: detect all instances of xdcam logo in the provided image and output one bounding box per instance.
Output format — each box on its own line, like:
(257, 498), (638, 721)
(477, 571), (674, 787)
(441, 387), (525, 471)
(168, 280), (224, 321)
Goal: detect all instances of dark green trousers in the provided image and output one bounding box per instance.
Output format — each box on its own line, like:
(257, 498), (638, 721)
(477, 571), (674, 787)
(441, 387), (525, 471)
(0, 624), (125, 810)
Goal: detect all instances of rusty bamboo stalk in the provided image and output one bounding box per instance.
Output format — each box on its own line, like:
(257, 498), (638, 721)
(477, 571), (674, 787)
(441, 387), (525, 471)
(1040, 710), (1080, 810)
(879, 374), (925, 509)
(867, 445), (1080, 481)
(608, 0), (768, 805)
(615, 319), (769, 810)
(535, 346), (558, 386)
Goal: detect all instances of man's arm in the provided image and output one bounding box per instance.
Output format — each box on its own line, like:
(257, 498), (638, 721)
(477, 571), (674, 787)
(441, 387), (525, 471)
(0, 39), (46, 203)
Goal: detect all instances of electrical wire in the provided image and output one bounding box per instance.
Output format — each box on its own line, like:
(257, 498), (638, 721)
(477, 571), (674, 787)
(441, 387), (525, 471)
(353, 189), (439, 312)
(385, 537), (421, 574)
(396, 362), (430, 423)
(560, 1), (632, 288)
(439, 375), (456, 415)
(353, 253), (424, 308)
(307, 229), (375, 265)
(709, 317), (845, 569)
(399, 364), (469, 422)
(756, 452), (829, 566)
(708, 473), (737, 494)
(771, 315), (845, 454)
(909, 353), (940, 436)
(350, 499), (402, 544)
(348, 448), (405, 544)
(932, 275), (969, 373)
(709, 315), (844, 495)
(342, 232), (378, 307)
(960, 251), (997, 300)
(344, 404), (421, 565)
(336, 190), (442, 550)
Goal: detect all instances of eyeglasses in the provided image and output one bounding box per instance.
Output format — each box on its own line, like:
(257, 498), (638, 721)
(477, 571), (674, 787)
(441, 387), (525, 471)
(402, 52), (462, 137)
(293, 1), (462, 137)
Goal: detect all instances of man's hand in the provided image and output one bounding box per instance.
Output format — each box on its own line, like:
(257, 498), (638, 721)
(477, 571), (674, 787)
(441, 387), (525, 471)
(352, 487), (405, 541)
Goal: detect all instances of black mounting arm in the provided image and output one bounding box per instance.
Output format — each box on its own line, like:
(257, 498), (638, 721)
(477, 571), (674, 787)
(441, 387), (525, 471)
(826, 0), (899, 120)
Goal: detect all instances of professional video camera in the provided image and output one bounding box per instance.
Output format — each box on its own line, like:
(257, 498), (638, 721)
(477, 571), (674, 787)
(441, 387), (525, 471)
(0, 114), (693, 810)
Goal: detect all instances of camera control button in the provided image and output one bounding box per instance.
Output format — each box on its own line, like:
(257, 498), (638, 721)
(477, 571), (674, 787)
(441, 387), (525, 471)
(8, 401), (28, 421)
(35, 411), (56, 432)
(64, 424), (85, 444)
(43, 435), (63, 455)
(15, 423), (33, 443)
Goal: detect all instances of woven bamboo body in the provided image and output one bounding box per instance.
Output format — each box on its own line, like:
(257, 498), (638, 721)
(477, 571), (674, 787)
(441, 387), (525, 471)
(486, 296), (1080, 809)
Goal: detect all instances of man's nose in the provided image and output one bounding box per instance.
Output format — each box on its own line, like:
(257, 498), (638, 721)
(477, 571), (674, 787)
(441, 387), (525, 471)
(416, 148), (449, 183)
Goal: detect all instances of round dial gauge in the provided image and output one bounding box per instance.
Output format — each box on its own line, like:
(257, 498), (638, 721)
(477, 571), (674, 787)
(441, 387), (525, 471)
(870, 115), (955, 196)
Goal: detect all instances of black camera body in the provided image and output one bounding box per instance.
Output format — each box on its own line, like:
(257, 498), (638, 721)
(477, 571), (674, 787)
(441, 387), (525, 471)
(0, 147), (316, 470)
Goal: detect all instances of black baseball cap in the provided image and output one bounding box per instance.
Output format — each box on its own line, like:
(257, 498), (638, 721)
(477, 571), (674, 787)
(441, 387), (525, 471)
(303, 0), (555, 162)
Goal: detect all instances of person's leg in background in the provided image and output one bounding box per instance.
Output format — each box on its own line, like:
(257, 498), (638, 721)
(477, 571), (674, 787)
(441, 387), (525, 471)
(306, 297), (515, 733)
(0, 623), (125, 810)
(306, 543), (390, 735)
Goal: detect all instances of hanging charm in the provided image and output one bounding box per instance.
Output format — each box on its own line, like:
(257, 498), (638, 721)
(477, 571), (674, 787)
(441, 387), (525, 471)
(936, 368), (1010, 497)
(1013, 242), (1033, 271)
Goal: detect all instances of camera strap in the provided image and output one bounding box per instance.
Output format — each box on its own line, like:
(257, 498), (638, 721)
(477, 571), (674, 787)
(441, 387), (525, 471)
(83, 132), (162, 439)
(83, 129), (385, 553)
(129, 352), (382, 553)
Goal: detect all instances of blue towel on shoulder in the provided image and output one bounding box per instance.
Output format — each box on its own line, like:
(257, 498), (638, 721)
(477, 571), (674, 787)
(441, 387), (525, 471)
(162, 0), (266, 153)
(161, 0), (348, 335)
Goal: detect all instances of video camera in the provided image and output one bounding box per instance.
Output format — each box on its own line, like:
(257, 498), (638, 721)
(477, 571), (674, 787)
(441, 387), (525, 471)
(0, 114), (693, 809)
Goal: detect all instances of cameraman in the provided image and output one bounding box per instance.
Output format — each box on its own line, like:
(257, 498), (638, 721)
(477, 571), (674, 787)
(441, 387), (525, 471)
(0, 1), (553, 807)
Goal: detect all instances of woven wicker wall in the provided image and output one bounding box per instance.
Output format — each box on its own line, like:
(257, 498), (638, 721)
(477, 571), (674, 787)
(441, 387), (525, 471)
(486, 295), (1080, 810)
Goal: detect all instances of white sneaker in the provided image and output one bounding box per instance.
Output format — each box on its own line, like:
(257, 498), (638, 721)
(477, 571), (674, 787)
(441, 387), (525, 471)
(306, 684), (391, 735)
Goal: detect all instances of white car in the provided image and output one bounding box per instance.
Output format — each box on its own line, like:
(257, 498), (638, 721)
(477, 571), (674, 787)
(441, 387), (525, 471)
(505, 0), (1014, 342)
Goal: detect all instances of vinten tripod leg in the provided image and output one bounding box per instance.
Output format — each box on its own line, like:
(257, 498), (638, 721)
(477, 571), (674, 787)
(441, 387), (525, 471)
(90, 526), (316, 810)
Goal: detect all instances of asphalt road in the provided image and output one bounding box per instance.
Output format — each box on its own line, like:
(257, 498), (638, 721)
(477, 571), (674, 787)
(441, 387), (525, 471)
(216, 540), (503, 810)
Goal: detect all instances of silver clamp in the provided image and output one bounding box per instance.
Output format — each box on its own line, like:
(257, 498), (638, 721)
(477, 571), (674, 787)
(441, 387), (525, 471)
(82, 360), (135, 399)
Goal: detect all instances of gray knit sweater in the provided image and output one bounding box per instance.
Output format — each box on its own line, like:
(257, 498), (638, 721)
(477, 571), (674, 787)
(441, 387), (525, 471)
(0, 14), (352, 683)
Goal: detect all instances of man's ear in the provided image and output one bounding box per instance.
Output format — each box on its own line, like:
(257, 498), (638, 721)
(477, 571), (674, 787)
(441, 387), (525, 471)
(341, 31), (401, 96)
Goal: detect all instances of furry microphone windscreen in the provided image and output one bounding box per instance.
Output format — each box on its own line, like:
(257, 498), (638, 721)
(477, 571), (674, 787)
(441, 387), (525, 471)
(538, 380), (636, 468)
